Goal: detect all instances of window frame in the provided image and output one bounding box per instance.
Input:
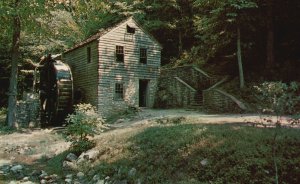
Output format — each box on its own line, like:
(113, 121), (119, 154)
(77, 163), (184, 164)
(116, 45), (124, 63)
(114, 83), (124, 100)
(139, 48), (147, 64)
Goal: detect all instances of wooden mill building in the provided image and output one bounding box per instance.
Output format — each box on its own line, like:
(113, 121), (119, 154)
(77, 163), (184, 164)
(63, 17), (162, 117)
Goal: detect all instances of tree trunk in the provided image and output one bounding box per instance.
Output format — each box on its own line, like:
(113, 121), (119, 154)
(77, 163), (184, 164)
(237, 27), (245, 89)
(7, 0), (21, 128)
(178, 30), (183, 56)
(266, 0), (274, 68)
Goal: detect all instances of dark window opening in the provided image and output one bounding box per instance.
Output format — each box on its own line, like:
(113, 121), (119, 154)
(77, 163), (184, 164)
(140, 48), (147, 64)
(116, 46), (124, 62)
(87, 47), (91, 63)
(126, 25), (136, 34)
(115, 83), (124, 100)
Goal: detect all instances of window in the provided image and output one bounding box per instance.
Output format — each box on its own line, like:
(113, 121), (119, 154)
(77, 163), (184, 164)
(126, 25), (136, 34)
(140, 48), (147, 64)
(115, 83), (124, 100)
(116, 46), (124, 62)
(87, 47), (91, 63)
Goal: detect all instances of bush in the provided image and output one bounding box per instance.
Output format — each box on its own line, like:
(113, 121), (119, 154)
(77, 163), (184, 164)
(254, 81), (300, 116)
(65, 103), (105, 154)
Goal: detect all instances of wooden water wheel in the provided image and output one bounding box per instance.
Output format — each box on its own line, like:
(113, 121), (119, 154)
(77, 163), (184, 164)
(37, 55), (73, 126)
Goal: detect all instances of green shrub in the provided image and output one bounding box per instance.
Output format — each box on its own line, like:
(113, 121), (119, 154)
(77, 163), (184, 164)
(254, 81), (300, 116)
(65, 103), (105, 154)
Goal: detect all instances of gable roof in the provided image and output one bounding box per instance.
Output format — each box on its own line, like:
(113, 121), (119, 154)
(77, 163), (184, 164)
(64, 17), (162, 54)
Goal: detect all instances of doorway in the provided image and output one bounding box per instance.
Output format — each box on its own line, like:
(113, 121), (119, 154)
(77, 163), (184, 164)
(139, 80), (149, 107)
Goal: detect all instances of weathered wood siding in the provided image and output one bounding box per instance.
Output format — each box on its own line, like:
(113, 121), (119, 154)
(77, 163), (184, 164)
(63, 41), (98, 107)
(98, 17), (161, 117)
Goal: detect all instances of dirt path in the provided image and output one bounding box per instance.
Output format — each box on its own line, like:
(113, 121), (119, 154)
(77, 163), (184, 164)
(0, 109), (299, 183)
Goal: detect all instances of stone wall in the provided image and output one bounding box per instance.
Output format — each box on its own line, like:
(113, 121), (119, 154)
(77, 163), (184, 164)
(156, 65), (211, 108)
(160, 65), (213, 90)
(203, 88), (246, 112)
(16, 92), (40, 128)
(157, 75), (197, 108)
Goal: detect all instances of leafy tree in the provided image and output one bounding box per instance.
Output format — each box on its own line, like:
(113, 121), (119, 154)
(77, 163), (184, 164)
(193, 0), (258, 88)
(1, 0), (81, 127)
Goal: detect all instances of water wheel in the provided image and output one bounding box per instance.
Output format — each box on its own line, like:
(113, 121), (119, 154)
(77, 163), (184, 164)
(38, 55), (73, 126)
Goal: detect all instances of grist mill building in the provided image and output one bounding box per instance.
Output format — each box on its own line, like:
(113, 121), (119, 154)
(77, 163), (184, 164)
(63, 17), (162, 117)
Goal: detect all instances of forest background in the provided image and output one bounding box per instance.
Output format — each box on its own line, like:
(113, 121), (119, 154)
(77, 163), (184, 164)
(1, 0), (299, 107)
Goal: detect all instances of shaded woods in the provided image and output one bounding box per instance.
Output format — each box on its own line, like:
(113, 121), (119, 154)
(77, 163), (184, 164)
(1, 0), (300, 125)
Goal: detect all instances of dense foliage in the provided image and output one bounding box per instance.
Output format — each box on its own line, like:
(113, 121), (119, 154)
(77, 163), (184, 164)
(1, 0), (300, 105)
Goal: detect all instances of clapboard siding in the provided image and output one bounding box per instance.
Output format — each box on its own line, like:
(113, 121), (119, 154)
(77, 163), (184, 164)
(63, 17), (161, 118)
(63, 41), (99, 107)
(97, 17), (161, 117)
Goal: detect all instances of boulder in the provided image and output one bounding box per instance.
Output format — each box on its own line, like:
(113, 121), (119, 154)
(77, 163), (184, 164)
(76, 171), (85, 180)
(10, 165), (23, 173)
(66, 153), (78, 162)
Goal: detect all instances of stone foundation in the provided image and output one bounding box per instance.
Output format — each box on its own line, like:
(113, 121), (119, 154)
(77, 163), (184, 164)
(16, 92), (40, 128)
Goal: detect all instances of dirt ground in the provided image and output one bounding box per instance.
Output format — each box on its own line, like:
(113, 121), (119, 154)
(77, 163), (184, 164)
(0, 108), (299, 182)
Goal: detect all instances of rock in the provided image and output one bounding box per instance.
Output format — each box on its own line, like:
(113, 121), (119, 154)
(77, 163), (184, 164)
(77, 171), (85, 180)
(200, 158), (208, 166)
(95, 180), (105, 184)
(78, 150), (99, 163)
(115, 119), (125, 124)
(50, 174), (59, 180)
(136, 178), (142, 184)
(65, 174), (73, 179)
(10, 164), (23, 173)
(30, 170), (41, 176)
(92, 174), (100, 181)
(22, 176), (29, 181)
(1, 165), (10, 173)
(128, 168), (137, 178)
(39, 170), (48, 179)
(65, 178), (72, 184)
(21, 181), (35, 184)
(114, 180), (128, 184)
(63, 161), (77, 170)
(8, 181), (18, 184)
(0, 171), (4, 175)
(40, 179), (46, 184)
(66, 153), (78, 162)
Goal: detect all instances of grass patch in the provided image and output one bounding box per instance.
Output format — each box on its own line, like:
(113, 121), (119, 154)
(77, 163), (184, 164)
(94, 123), (300, 183)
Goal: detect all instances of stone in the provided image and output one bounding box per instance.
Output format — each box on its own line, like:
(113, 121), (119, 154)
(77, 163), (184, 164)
(65, 174), (73, 179)
(65, 178), (72, 184)
(50, 174), (59, 179)
(78, 150), (99, 163)
(115, 119), (125, 124)
(40, 179), (46, 184)
(22, 176), (29, 181)
(30, 170), (41, 176)
(8, 181), (18, 184)
(66, 153), (78, 162)
(63, 161), (77, 170)
(95, 180), (105, 184)
(39, 170), (48, 179)
(92, 174), (100, 181)
(128, 168), (137, 177)
(200, 158), (208, 166)
(77, 171), (85, 180)
(10, 164), (23, 173)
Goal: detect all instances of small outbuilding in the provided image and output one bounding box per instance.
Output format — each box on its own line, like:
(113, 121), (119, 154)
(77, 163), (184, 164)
(63, 17), (162, 118)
